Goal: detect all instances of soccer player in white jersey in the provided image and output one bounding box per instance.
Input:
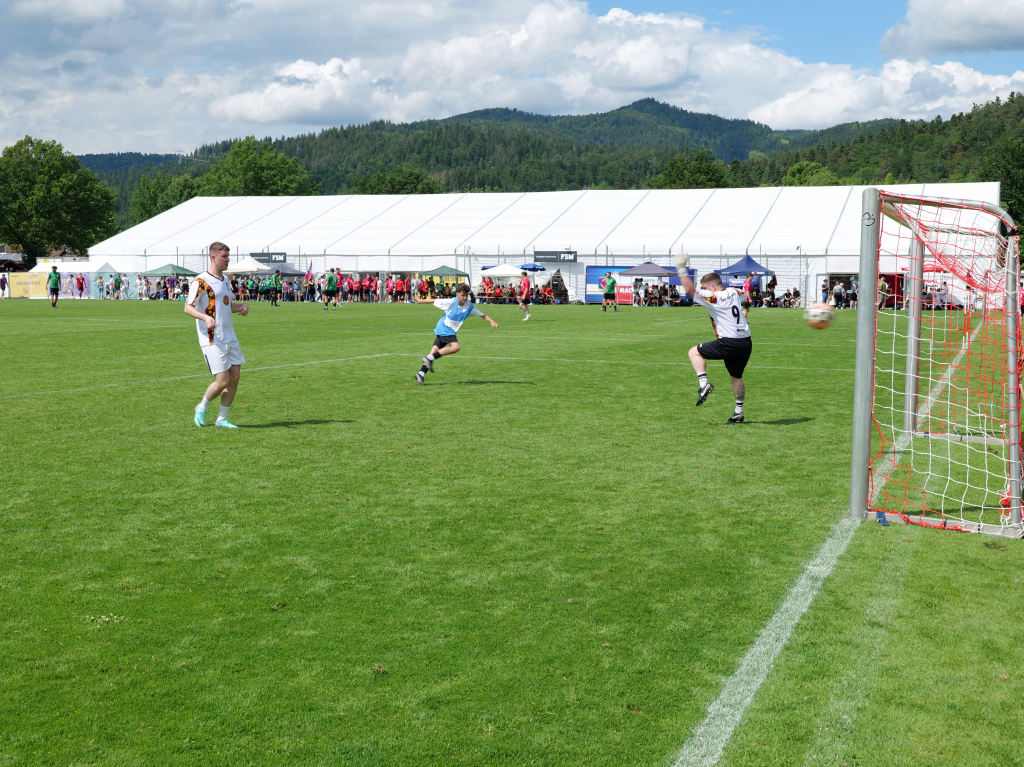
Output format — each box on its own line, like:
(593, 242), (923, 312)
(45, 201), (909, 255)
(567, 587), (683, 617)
(184, 242), (249, 428)
(675, 254), (752, 423)
(413, 283), (498, 385)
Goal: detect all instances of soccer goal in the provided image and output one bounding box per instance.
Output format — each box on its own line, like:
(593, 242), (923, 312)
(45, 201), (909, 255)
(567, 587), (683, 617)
(849, 188), (1023, 537)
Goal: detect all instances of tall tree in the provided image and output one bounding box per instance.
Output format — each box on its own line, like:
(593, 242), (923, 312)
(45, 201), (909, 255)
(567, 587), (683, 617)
(0, 136), (116, 269)
(129, 173), (198, 226)
(647, 148), (727, 189)
(355, 164), (445, 194)
(196, 136), (317, 196)
(982, 136), (1024, 225)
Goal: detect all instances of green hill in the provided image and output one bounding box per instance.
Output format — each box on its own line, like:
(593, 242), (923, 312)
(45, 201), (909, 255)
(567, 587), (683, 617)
(81, 96), (1024, 229)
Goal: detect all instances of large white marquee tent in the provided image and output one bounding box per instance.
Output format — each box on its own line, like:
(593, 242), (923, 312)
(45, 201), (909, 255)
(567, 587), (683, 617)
(85, 183), (1002, 301)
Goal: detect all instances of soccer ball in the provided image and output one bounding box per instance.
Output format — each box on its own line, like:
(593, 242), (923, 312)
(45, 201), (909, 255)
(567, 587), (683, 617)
(804, 303), (834, 329)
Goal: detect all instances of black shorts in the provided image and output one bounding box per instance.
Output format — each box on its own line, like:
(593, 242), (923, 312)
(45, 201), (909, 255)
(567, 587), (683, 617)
(433, 334), (458, 349)
(325, 290), (337, 298)
(49, 288), (59, 296)
(603, 293), (615, 301)
(697, 336), (752, 379)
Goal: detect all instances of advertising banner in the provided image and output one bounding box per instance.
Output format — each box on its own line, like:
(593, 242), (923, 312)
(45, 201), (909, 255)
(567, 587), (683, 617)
(584, 265), (634, 304)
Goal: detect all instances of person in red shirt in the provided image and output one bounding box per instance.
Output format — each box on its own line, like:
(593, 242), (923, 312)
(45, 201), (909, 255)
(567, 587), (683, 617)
(396, 276), (405, 302)
(518, 271), (532, 321)
(361, 275), (371, 302)
(372, 276), (380, 302)
(386, 276), (395, 302)
(75, 273), (86, 299)
(483, 277), (493, 303)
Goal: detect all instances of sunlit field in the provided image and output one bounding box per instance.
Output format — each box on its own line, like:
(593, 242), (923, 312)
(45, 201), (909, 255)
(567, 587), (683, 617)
(2, 299), (1022, 766)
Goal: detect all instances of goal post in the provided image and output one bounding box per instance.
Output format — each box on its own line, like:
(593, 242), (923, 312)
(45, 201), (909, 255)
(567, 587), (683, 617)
(849, 188), (1023, 537)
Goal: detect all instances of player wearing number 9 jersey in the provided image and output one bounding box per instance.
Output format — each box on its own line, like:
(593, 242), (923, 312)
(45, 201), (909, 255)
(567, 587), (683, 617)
(674, 255), (752, 423)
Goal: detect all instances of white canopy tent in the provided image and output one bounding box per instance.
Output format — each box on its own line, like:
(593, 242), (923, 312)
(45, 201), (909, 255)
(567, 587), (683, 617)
(478, 264), (524, 279)
(85, 183), (1002, 301)
(224, 255), (268, 274)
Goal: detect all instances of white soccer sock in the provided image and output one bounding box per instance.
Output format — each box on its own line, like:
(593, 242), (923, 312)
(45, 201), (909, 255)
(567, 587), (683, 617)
(735, 399), (744, 414)
(198, 397), (211, 411)
(697, 373), (708, 387)
(218, 405), (230, 421)
(426, 354), (436, 361)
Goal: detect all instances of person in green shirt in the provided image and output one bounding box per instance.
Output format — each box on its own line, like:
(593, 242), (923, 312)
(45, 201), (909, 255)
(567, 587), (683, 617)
(271, 270), (282, 307)
(113, 273), (123, 299)
(47, 267), (61, 308)
(324, 269), (338, 310)
(602, 271), (618, 312)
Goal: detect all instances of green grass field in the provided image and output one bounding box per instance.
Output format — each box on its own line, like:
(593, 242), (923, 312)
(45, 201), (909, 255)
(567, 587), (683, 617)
(2, 299), (1023, 766)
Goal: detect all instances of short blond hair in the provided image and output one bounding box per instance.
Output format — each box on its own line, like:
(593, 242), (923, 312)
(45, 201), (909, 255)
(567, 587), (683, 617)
(209, 242), (229, 256)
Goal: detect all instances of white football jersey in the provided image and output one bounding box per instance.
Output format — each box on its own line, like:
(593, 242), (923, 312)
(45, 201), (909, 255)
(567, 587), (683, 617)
(187, 271), (238, 347)
(694, 287), (751, 339)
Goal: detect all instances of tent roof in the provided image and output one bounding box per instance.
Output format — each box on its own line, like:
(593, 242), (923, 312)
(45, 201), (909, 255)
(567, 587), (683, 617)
(419, 265), (468, 277)
(619, 262), (675, 277)
(715, 254), (774, 277)
(478, 264), (522, 278)
(87, 183), (1002, 259)
(142, 264), (198, 277)
(223, 255), (268, 273)
(256, 264), (305, 276)
(90, 262), (118, 274)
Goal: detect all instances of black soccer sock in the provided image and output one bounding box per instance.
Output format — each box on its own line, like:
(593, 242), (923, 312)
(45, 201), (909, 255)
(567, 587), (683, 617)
(419, 364), (430, 375)
(698, 373), (708, 388)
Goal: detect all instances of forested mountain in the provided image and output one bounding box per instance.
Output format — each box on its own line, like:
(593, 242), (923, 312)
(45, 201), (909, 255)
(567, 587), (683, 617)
(83, 96), (1024, 230)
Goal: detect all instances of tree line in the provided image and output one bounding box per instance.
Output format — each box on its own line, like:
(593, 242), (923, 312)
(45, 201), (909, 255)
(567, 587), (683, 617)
(4, 94), (1022, 268)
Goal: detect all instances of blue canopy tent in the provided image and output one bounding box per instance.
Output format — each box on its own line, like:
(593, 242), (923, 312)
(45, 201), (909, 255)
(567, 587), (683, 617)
(517, 263), (547, 272)
(714, 255), (775, 290)
(714, 255), (774, 278)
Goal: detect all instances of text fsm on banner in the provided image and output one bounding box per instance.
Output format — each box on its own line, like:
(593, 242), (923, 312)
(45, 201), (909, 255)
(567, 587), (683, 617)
(584, 265), (634, 304)
(251, 252), (287, 264)
(533, 250), (577, 263)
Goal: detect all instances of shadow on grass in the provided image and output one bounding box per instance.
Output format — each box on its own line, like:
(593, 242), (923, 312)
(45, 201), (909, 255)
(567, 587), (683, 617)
(432, 381), (537, 386)
(745, 417), (814, 426)
(238, 419), (356, 429)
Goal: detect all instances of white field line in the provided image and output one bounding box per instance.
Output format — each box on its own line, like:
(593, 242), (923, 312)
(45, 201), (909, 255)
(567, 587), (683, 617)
(672, 322), (983, 767)
(802, 533), (916, 766)
(672, 516), (861, 767)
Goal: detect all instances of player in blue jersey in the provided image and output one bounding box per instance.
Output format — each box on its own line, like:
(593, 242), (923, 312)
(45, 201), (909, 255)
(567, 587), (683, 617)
(413, 283), (499, 385)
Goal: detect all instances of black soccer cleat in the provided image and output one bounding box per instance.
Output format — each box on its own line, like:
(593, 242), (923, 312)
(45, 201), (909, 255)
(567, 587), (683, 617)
(414, 373), (426, 386)
(422, 356), (434, 373)
(727, 413), (745, 423)
(695, 381), (714, 407)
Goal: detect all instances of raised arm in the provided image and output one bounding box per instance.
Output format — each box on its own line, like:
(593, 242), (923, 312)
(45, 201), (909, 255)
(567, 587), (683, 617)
(674, 253), (695, 296)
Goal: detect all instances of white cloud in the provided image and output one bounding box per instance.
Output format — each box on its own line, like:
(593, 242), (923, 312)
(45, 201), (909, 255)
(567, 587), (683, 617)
(1, 0), (1023, 152)
(748, 60), (1024, 127)
(881, 0), (1024, 57)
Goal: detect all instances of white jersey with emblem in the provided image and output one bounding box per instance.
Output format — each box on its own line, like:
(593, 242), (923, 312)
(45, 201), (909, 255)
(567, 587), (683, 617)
(693, 286), (751, 339)
(187, 271), (238, 347)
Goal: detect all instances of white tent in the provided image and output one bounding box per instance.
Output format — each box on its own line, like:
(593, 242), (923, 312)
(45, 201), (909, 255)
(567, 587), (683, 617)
(224, 256), (267, 274)
(478, 263), (523, 279)
(85, 183), (1003, 303)
(90, 262), (119, 275)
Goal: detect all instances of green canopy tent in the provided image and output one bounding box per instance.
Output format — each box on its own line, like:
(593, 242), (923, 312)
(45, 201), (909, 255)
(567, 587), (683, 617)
(142, 264), (198, 277)
(418, 266), (469, 278)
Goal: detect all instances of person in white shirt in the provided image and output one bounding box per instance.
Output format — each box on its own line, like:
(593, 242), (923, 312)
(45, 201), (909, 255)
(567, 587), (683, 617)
(184, 242), (249, 428)
(676, 254), (752, 423)
(135, 274), (144, 300)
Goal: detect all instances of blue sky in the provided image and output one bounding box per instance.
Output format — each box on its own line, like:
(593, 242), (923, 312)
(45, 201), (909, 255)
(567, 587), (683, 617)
(1, 0), (1022, 152)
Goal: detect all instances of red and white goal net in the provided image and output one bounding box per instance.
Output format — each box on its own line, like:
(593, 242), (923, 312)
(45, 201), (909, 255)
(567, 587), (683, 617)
(868, 192), (1022, 534)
